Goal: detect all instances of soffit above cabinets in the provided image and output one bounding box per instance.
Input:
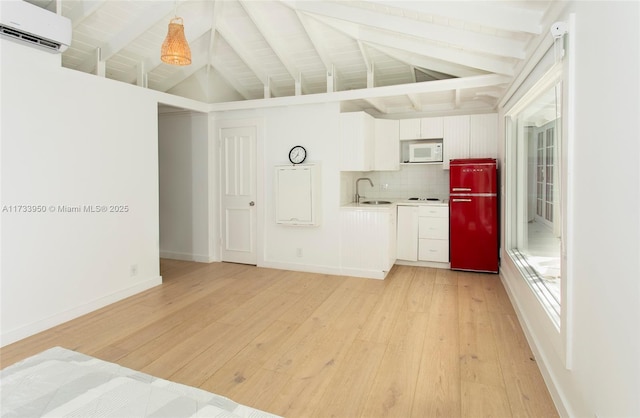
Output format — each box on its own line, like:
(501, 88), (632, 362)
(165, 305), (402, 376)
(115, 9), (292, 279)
(27, 0), (554, 116)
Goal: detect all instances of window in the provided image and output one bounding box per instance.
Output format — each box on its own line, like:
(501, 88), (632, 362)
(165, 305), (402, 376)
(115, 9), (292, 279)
(506, 76), (563, 327)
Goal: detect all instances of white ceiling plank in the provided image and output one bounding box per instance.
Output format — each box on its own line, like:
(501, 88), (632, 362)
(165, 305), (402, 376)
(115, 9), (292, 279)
(370, 44), (483, 79)
(294, 10), (332, 71)
(239, 0), (309, 95)
(287, 1), (526, 59)
(418, 68), (455, 80)
(212, 64), (253, 100)
(216, 21), (270, 88)
(65, 0), (107, 27)
(310, 14), (515, 76)
(76, 2), (178, 73)
(155, 62), (208, 93)
(369, 1), (544, 35)
(54, 0), (556, 112)
(409, 67), (417, 84)
(293, 10), (349, 92)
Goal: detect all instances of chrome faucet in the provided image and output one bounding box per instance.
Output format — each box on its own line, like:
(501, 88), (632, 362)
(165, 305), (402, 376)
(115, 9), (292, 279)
(355, 177), (374, 203)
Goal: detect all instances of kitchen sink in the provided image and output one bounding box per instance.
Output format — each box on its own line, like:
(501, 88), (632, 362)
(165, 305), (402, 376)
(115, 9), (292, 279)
(361, 200), (392, 205)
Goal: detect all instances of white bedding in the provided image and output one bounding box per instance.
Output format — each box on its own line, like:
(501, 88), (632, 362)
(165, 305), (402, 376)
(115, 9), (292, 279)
(1, 347), (280, 418)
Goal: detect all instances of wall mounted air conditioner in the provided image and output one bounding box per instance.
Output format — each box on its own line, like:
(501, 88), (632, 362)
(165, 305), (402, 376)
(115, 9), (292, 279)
(0, 0), (71, 53)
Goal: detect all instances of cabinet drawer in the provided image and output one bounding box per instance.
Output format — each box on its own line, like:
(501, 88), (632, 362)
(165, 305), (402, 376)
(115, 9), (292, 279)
(418, 239), (449, 262)
(418, 217), (448, 239)
(418, 205), (448, 218)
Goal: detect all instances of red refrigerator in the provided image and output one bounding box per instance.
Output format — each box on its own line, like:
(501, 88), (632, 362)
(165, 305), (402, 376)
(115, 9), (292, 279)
(449, 158), (499, 273)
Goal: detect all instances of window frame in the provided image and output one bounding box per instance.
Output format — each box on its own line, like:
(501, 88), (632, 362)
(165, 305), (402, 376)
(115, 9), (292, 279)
(504, 64), (564, 329)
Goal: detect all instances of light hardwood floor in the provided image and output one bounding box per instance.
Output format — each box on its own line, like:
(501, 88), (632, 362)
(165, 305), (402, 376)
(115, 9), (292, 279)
(0, 260), (559, 418)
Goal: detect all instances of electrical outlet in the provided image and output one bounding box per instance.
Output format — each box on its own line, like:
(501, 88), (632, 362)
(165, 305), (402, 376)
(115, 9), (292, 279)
(296, 248), (303, 257)
(130, 264), (138, 277)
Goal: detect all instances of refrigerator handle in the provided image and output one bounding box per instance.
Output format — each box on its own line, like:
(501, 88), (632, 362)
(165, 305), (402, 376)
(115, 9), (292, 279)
(452, 198), (472, 202)
(452, 188), (472, 191)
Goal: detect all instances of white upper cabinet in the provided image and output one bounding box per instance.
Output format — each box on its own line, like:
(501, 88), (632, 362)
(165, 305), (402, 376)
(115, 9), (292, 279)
(341, 112), (496, 171)
(420, 117), (444, 139)
(442, 115), (470, 169)
(399, 117), (443, 140)
(399, 118), (421, 140)
(374, 119), (400, 171)
(441, 113), (498, 169)
(340, 112), (375, 171)
(469, 113), (498, 158)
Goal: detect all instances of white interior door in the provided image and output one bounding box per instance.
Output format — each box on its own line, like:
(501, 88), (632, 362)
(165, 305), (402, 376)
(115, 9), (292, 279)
(220, 126), (257, 264)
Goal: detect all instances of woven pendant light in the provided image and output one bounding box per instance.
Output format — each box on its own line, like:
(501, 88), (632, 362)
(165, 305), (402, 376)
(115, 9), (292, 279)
(161, 17), (191, 66)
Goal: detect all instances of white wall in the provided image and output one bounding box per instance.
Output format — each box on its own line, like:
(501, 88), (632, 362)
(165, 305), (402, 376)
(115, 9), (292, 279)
(0, 40), (162, 345)
(499, 2), (640, 417)
(158, 111), (213, 262)
(212, 102), (344, 274)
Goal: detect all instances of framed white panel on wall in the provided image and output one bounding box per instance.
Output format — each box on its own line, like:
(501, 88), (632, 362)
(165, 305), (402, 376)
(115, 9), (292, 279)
(275, 164), (321, 226)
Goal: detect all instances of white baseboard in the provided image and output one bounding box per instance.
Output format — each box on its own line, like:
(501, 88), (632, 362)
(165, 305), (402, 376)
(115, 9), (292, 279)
(394, 260), (451, 269)
(339, 267), (386, 280)
(259, 260), (343, 276)
(160, 251), (216, 263)
(0, 276), (162, 347)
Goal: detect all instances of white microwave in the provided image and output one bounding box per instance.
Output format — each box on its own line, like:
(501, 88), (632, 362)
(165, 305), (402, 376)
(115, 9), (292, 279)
(409, 142), (443, 162)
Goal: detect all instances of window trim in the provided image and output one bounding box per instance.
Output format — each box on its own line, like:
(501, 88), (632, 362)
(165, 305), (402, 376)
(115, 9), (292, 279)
(504, 64), (564, 329)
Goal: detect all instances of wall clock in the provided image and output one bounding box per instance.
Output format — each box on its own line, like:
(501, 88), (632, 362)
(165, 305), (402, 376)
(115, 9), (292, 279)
(288, 145), (307, 164)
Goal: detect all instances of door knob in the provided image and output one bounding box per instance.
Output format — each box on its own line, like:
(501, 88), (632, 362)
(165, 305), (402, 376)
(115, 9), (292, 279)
(249, 201), (255, 206)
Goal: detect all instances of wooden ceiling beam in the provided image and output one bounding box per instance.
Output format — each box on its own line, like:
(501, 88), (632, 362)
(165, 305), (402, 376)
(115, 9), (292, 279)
(287, 1), (526, 59)
(309, 14), (515, 76)
(208, 73), (511, 112)
(369, 1), (544, 35)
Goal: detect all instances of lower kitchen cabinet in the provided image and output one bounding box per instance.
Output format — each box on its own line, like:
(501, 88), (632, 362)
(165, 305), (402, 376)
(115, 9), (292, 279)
(340, 208), (396, 279)
(397, 204), (450, 265)
(418, 205), (449, 262)
(397, 205), (418, 261)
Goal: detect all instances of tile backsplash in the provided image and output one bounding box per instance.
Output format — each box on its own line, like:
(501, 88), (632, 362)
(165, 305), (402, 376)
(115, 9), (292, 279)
(340, 164), (450, 204)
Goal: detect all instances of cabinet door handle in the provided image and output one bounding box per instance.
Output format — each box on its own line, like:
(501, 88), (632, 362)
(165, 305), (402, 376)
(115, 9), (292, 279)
(452, 198), (472, 202)
(249, 201), (255, 206)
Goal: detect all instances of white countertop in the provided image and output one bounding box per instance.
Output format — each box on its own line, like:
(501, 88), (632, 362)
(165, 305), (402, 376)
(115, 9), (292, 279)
(341, 198), (448, 210)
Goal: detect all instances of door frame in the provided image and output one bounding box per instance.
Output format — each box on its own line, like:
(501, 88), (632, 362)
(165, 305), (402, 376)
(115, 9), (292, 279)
(213, 117), (264, 265)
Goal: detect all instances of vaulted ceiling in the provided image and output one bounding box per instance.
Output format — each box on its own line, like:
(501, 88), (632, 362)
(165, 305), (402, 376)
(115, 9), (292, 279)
(28, 0), (555, 116)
